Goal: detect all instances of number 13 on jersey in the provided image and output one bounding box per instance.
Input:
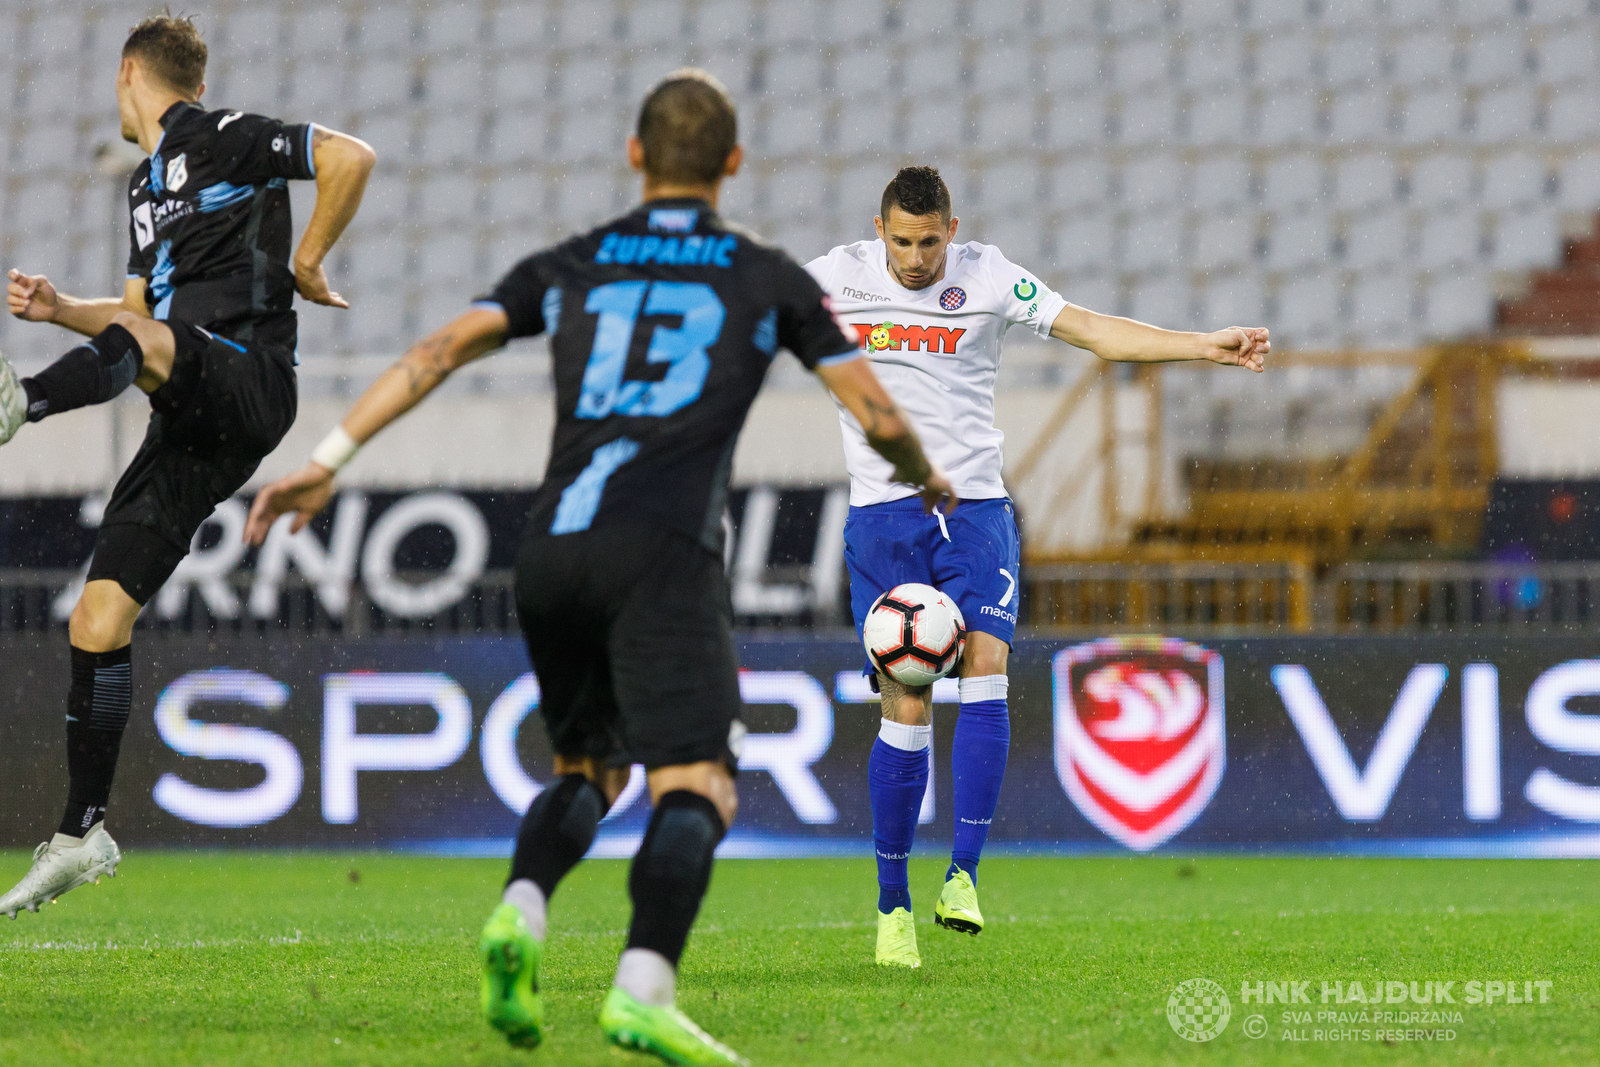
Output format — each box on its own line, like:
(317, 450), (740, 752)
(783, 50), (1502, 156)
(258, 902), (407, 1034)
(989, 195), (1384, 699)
(576, 280), (725, 419)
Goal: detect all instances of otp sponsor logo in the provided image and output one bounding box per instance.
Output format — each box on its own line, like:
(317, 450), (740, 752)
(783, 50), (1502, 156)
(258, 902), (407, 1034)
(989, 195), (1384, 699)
(851, 321), (967, 354)
(1053, 636), (1226, 851)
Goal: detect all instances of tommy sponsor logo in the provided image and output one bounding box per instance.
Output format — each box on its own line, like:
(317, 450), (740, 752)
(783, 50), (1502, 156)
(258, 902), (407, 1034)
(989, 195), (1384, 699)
(1053, 636), (1225, 851)
(843, 286), (891, 303)
(851, 321), (967, 354)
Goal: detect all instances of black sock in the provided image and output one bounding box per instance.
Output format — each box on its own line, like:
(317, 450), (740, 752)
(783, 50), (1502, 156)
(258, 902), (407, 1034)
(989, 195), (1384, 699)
(625, 790), (725, 967)
(24, 324), (144, 422)
(508, 773), (606, 898)
(58, 645), (133, 838)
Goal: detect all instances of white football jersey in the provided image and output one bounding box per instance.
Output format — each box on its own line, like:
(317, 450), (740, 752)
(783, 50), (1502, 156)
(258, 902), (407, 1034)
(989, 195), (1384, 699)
(805, 239), (1067, 506)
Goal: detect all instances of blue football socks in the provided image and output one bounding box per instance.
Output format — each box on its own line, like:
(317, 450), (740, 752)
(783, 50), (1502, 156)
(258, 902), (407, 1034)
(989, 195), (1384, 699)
(869, 720), (930, 913)
(949, 675), (1010, 887)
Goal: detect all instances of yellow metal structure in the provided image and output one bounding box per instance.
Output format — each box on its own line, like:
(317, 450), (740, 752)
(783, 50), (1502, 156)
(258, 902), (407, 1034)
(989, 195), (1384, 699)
(1010, 343), (1529, 631)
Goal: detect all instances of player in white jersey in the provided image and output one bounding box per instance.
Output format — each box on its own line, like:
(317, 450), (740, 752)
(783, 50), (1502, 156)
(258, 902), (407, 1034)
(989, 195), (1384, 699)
(806, 167), (1268, 968)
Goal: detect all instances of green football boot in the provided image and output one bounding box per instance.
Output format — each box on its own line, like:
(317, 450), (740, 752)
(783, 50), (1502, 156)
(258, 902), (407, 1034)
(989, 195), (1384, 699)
(875, 907), (921, 968)
(479, 902), (545, 1048)
(934, 869), (984, 936)
(599, 985), (749, 1066)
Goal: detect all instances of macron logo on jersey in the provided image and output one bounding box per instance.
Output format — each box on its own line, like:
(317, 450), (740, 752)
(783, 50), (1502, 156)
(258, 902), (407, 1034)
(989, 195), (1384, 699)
(851, 321), (967, 355)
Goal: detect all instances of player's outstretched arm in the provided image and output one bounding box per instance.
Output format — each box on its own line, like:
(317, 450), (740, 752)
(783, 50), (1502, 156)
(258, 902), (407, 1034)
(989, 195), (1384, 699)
(7, 272), (151, 338)
(244, 306), (507, 544)
(816, 356), (957, 513)
(292, 126), (376, 309)
(1049, 304), (1269, 373)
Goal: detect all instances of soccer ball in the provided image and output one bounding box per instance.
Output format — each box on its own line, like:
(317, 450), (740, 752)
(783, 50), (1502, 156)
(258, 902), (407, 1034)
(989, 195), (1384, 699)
(863, 583), (966, 687)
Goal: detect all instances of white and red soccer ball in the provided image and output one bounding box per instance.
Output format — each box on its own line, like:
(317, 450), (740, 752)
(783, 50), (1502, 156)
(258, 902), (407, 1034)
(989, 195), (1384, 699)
(862, 583), (966, 686)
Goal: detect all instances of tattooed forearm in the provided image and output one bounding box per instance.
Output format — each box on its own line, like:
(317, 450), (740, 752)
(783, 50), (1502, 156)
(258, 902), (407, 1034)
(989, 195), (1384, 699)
(857, 395), (898, 438)
(312, 126), (334, 150)
(398, 334), (457, 398)
(858, 396), (935, 486)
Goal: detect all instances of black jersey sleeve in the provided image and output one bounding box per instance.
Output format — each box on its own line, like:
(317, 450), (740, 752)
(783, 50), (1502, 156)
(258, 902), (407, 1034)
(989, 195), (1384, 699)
(476, 253), (552, 340)
(773, 255), (861, 369)
(207, 112), (318, 184)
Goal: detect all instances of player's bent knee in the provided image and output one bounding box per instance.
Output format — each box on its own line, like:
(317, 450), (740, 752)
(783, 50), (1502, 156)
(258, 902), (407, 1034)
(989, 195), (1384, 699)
(551, 755), (632, 811)
(879, 676), (934, 726)
(68, 584), (139, 653)
(110, 311), (162, 349)
(112, 314), (175, 383)
(647, 762), (738, 829)
(960, 631), (1010, 677)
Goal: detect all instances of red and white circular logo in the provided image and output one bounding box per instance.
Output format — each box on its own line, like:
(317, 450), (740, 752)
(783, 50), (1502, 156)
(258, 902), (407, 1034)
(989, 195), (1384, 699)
(939, 286), (966, 311)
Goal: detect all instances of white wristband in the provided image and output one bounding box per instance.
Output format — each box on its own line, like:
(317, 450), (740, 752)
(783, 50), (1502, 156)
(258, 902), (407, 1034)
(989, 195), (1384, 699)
(310, 426), (360, 472)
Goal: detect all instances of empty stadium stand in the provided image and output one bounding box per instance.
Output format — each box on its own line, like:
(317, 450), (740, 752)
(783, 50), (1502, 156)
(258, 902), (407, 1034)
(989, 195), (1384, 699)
(3, 0), (1600, 365)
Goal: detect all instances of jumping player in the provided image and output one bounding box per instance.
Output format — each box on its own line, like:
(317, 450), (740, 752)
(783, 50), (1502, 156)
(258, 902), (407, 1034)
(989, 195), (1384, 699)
(0, 15), (373, 918)
(245, 72), (952, 1064)
(806, 166), (1268, 968)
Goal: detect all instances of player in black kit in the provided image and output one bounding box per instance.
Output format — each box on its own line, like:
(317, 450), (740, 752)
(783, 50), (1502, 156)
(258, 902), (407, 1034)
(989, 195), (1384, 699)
(0, 16), (373, 918)
(246, 71), (952, 1064)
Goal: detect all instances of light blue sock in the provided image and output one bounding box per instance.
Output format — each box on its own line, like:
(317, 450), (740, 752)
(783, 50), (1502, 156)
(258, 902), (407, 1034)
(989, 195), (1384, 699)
(949, 676), (1009, 887)
(869, 720), (930, 913)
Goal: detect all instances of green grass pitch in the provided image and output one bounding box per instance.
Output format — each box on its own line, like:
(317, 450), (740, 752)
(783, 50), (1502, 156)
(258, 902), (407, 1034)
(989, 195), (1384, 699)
(0, 852), (1593, 1065)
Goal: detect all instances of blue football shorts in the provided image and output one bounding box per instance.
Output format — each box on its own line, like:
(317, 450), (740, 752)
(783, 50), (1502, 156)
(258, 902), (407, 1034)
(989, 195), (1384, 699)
(843, 495), (1022, 677)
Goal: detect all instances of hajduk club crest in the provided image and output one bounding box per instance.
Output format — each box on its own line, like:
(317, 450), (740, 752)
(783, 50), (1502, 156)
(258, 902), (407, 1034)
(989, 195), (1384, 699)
(1053, 636), (1225, 851)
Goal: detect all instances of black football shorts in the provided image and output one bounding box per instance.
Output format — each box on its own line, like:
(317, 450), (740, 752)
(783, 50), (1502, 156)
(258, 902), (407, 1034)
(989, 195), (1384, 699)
(88, 319), (297, 604)
(514, 523), (744, 772)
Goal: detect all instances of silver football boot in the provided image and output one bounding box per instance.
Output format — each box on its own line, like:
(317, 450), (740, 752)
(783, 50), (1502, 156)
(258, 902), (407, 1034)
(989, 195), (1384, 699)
(0, 349), (26, 445)
(0, 826), (122, 918)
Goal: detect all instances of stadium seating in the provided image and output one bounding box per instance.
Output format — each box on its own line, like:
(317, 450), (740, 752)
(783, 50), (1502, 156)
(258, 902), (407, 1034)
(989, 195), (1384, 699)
(2, 0), (1600, 362)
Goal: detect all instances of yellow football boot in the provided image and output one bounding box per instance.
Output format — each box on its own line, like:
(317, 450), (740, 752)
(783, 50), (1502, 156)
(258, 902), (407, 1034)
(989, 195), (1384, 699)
(934, 869), (984, 936)
(875, 906), (921, 968)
